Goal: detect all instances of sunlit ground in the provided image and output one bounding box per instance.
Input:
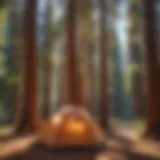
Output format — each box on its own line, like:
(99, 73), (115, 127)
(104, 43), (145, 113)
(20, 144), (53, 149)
(0, 119), (160, 160)
(0, 125), (14, 137)
(111, 118), (145, 131)
(0, 118), (145, 137)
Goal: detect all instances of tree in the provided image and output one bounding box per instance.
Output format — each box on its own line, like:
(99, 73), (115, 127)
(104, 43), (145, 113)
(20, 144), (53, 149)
(76, 0), (95, 108)
(16, 0), (40, 133)
(64, 0), (80, 104)
(99, 0), (109, 130)
(143, 0), (160, 139)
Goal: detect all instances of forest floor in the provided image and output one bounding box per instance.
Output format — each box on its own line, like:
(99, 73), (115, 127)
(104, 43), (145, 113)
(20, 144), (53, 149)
(104, 122), (160, 160)
(0, 122), (160, 160)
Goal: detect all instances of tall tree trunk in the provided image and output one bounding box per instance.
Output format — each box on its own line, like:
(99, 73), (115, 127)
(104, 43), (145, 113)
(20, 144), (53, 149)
(143, 0), (160, 138)
(76, 0), (93, 108)
(64, 0), (81, 105)
(16, 0), (40, 133)
(99, 0), (109, 130)
(77, 40), (90, 107)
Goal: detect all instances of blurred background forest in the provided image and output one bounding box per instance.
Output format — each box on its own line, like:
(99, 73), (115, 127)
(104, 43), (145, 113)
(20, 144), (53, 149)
(0, 0), (159, 135)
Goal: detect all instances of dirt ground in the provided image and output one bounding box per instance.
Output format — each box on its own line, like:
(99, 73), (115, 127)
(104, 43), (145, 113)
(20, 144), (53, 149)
(0, 125), (160, 160)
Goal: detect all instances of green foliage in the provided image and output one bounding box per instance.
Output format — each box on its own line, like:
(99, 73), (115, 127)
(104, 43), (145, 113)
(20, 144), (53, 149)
(0, 0), (19, 124)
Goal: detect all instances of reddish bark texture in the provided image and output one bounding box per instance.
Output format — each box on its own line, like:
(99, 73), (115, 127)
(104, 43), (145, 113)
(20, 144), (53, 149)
(19, 0), (40, 132)
(143, 0), (160, 135)
(64, 0), (83, 105)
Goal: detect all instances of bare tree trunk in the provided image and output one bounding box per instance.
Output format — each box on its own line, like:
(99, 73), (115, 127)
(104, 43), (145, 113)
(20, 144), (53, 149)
(16, 0), (40, 133)
(143, 0), (160, 139)
(99, 0), (109, 130)
(77, 39), (91, 107)
(64, 0), (82, 105)
(76, 0), (94, 108)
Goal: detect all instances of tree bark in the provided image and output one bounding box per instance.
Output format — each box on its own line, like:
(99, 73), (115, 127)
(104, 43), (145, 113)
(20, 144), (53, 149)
(143, 0), (160, 139)
(16, 0), (40, 133)
(76, 0), (93, 108)
(99, 0), (109, 130)
(64, 0), (82, 105)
